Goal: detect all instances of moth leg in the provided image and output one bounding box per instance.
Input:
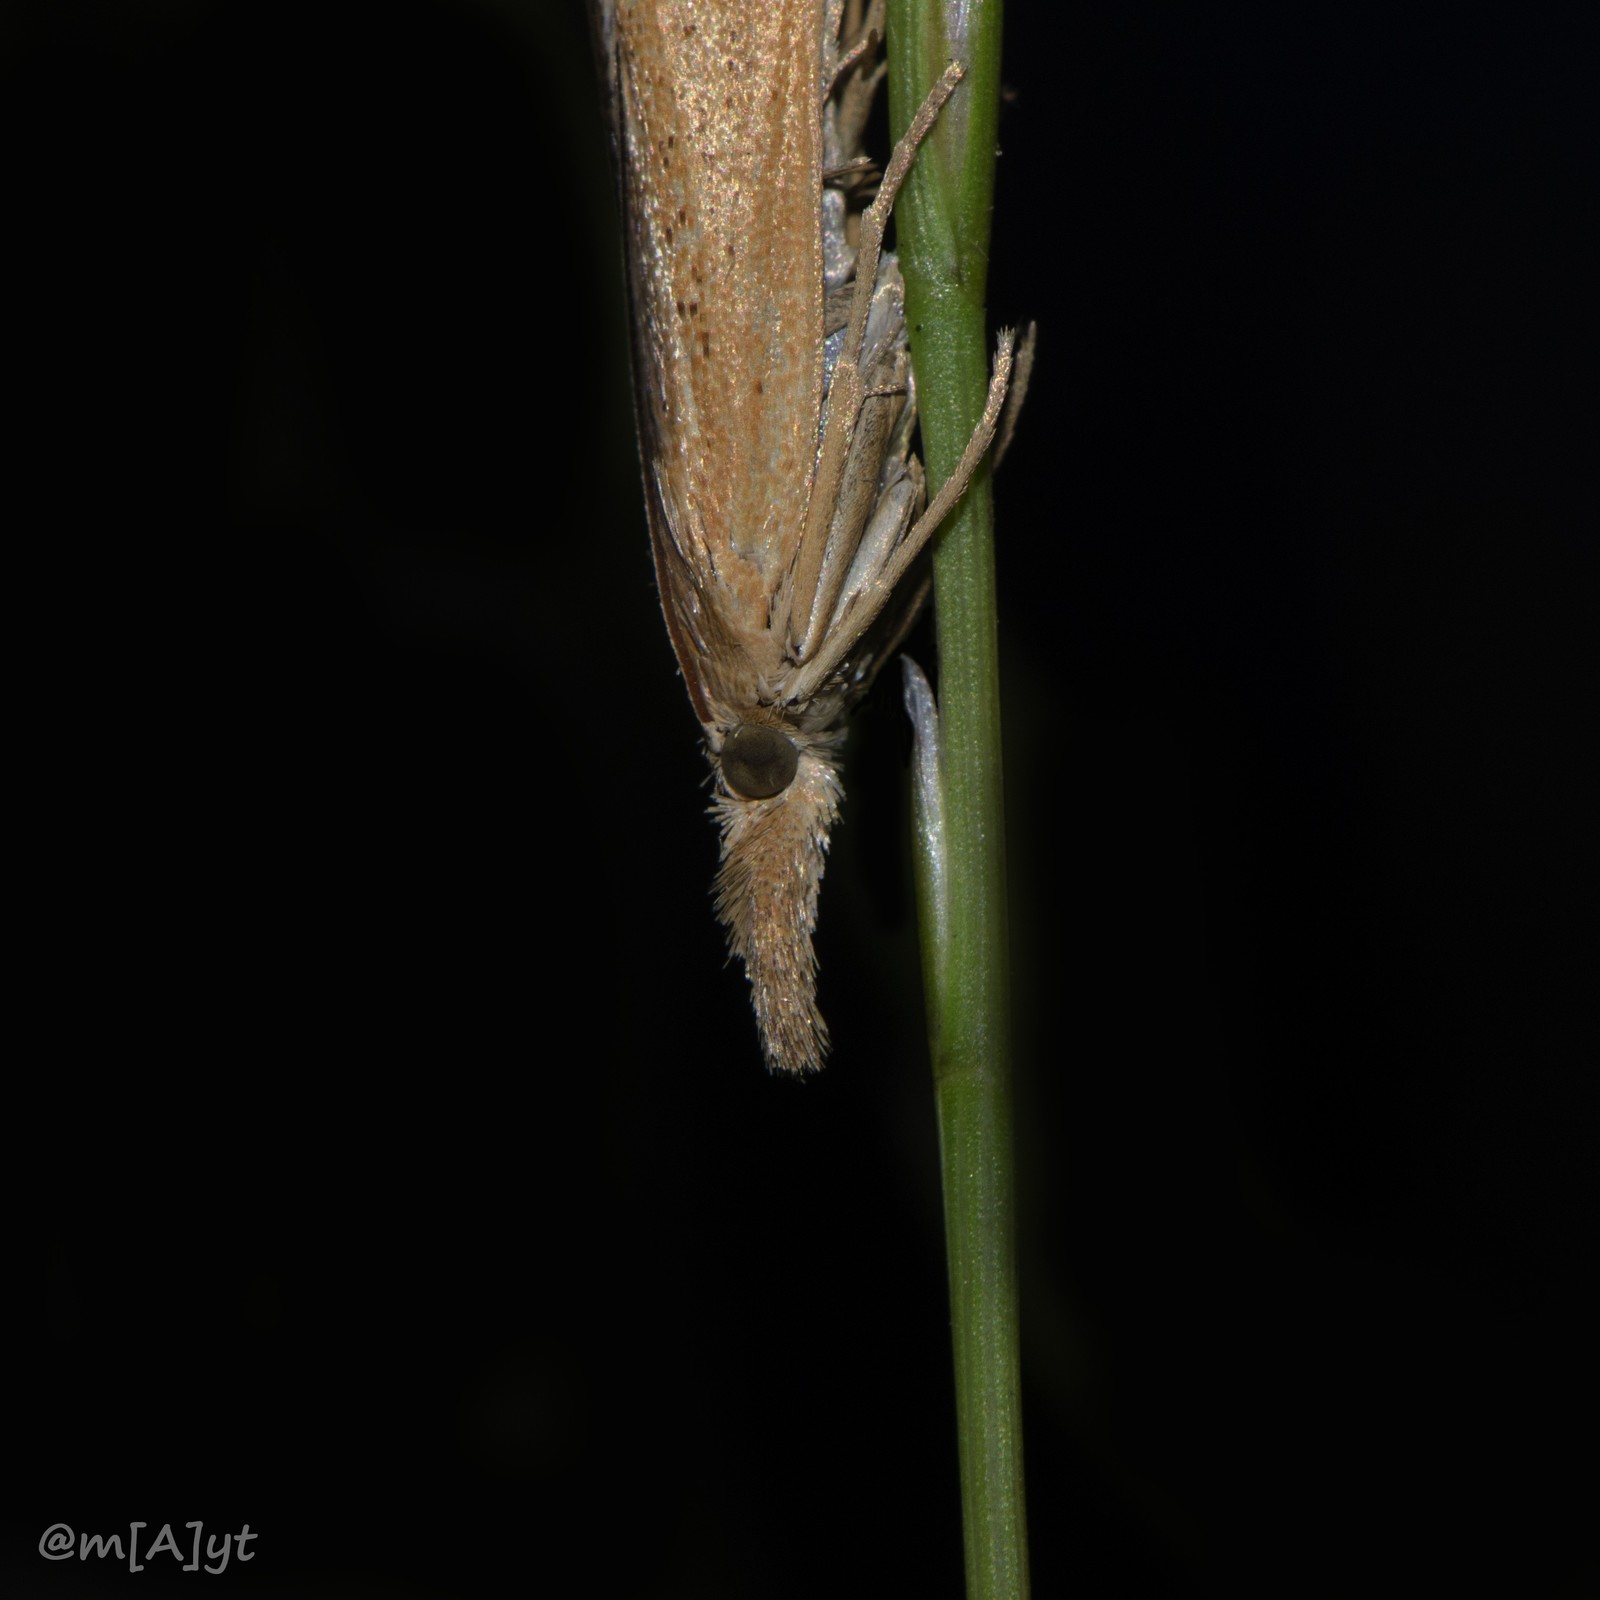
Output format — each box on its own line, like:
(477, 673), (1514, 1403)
(840, 61), (963, 373)
(889, 327), (1018, 591)
(992, 320), (1038, 471)
(826, 19), (880, 106)
(796, 274), (911, 663)
(824, 462), (920, 637)
(787, 62), (966, 660)
(828, 0), (887, 152)
(822, 284), (854, 337)
(788, 328), (1016, 704)
(824, 0), (846, 56)
(821, 155), (879, 187)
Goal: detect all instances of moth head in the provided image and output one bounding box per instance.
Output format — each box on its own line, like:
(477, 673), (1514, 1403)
(719, 722), (801, 800)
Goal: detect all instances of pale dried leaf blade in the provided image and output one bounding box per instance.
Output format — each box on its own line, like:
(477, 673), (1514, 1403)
(901, 655), (948, 959)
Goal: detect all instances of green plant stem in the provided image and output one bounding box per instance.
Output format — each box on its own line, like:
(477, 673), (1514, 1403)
(888, 3), (1029, 1599)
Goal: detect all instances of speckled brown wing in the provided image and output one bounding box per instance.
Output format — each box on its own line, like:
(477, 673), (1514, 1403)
(599, 0), (828, 723)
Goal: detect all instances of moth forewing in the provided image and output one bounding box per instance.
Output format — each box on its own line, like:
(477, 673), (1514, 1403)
(593, 0), (1012, 1071)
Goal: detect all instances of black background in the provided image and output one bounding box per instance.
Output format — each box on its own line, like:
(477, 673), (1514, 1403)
(6, 2), (1595, 1595)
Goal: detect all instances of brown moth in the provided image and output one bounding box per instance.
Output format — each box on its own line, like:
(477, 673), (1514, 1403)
(591, 0), (1013, 1072)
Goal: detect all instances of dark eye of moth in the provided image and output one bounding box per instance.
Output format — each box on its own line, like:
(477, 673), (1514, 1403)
(721, 724), (800, 799)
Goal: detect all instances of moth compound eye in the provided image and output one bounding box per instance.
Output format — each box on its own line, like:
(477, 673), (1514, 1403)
(721, 725), (800, 799)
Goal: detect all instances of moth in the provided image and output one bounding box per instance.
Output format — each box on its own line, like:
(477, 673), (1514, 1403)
(591, 0), (1014, 1072)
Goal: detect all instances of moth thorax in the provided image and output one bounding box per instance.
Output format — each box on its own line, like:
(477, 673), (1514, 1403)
(721, 723), (801, 800)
